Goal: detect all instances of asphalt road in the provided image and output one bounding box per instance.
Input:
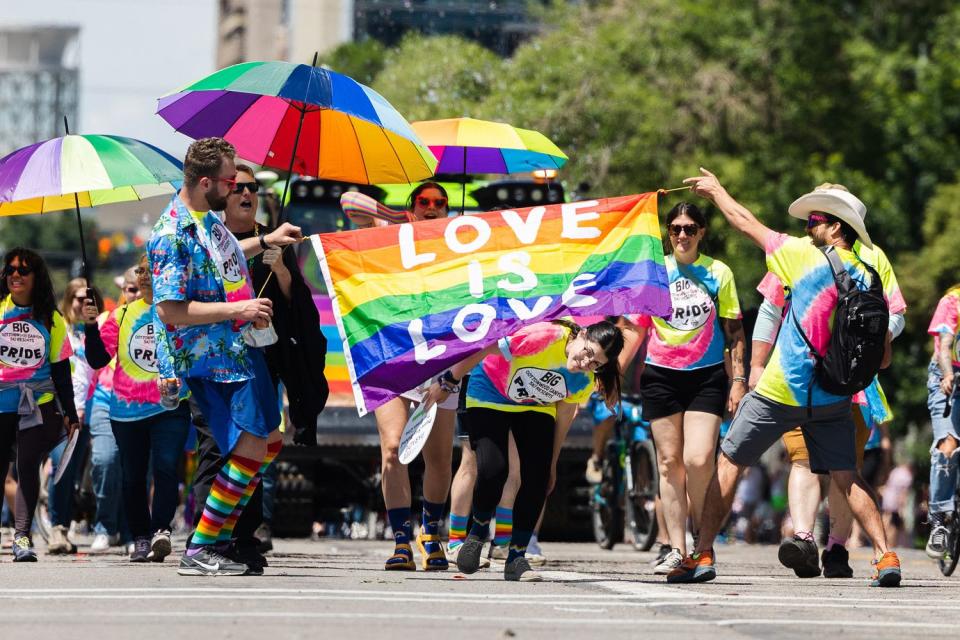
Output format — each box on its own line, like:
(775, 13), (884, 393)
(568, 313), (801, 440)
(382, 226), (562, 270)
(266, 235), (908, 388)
(1, 538), (954, 640)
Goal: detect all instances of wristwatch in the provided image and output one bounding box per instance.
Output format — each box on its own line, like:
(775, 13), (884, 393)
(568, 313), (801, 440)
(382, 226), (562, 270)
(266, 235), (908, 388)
(439, 370), (461, 393)
(258, 232), (271, 250)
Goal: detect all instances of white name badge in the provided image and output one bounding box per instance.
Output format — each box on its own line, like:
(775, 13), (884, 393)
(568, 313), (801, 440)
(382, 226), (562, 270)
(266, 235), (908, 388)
(665, 277), (714, 331)
(128, 322), (158, 373)
(210, 222), (243, 284)
(0, 320), (46, 368)
(507, 367), (568, 403)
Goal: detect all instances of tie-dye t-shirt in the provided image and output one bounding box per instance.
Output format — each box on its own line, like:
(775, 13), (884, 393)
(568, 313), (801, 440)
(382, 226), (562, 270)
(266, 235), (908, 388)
(756, 240), (904, 413)
(466, 322), (595, 416)
(630, 254), (740, 370)
(99, 298), (189, 421)
(755, 233), (878, 407)
(928, 288), (960, 368)
(148, 195), (256, 382)
(0, 295), (73, 413)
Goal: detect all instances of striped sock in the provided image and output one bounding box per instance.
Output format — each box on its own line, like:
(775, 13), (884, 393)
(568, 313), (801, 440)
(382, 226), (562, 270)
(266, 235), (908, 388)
(493, 506), (513, 547)
(506, 529), (533, 564)
(448, 514), (468, 550)
(217, 440), (282, 543)
(468, 510), (493, 540)
(187, 454), (260, 554)
(421, 500), (445, 555)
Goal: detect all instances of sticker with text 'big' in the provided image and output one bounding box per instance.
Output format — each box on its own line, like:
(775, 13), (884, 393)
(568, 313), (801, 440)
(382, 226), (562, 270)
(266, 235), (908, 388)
(128, 322), (158, 373)
(0, 320), (46, 368)
(508, 367), (568, 403)
(211, 222), (243, 283)
(665, 278), (714, 331)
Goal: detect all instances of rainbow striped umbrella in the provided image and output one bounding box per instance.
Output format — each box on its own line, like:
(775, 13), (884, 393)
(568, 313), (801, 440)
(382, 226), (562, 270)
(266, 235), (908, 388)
(0, 131), (182, 273)
(156, 60), (437, 185)
(411, 117), (567, 174)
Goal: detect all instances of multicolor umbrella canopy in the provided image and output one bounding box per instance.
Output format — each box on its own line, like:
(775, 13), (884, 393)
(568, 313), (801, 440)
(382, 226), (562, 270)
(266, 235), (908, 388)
(0, 134), (182, 216)
(411, 117), (568, 174)
(157, 61), (437, 185)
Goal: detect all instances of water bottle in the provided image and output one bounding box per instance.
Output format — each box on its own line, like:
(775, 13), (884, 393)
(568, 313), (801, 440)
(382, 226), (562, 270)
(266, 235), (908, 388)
(159, 378), (181, 409)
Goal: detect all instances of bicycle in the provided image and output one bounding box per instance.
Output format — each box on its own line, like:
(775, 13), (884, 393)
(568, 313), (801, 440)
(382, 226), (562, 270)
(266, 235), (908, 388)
(937, 385), (960, 577)
(590, 393), (659, 551)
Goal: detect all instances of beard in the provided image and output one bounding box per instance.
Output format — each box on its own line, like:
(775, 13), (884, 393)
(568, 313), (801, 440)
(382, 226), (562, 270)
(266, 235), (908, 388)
(205, 184), (229, 211)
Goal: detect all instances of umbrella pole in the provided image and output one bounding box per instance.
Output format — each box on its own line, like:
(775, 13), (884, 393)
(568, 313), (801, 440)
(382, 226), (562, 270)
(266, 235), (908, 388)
(63, 116), (90, 280)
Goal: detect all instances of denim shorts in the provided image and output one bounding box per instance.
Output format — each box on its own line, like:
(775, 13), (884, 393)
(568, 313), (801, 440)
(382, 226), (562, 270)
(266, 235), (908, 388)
(926, 361), (960, 452)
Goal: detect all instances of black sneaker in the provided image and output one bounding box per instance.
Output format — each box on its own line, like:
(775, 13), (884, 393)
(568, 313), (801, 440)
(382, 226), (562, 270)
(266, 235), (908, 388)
(778, 536), (820, 578)
(926, 513), (950, 558)
(12, 535), (37, 562)
(504, 556), (542, 582)
(255, 524), (273, 554)
(821, 544), (853, 578)
(455, 534), (485, 574)
(177, 547), (248, 576)
(130, 537), (151, 563)
(234, 545), (268, 575)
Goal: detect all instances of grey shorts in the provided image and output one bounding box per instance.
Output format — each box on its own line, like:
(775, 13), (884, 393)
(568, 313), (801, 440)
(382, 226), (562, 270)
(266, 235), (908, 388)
(926, 361), (960, 452)
(721, 391), (857, 474)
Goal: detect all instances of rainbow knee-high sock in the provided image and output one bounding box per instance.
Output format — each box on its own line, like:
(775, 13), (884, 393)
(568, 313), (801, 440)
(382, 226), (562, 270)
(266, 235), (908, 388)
(448, 514), (468, 550)
(187, 454), (260, 554)
(493, 506), (513, 548)
(217, 439), (282, 543)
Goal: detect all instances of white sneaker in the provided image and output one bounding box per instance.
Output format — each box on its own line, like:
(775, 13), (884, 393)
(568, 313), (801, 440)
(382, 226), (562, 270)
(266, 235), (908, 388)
(448, 542), (491, 569)
(525, 535), (546, 566)
(654, 548), (683, 575)
(488, 542), (509, 565)
(89, 533), (115, 554)
(585, 456), (603, 484)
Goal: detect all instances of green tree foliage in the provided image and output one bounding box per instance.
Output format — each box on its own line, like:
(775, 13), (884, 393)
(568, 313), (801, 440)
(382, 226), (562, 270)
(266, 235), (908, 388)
(320, 38), (387, 86)
(366, 0), (960, 434)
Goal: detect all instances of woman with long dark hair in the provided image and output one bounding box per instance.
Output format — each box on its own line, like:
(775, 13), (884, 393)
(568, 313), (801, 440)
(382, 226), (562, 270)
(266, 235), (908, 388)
(0, 248), (79, 561)
(339, 182), (458, 572)
(425, 319), (624, 582)
(629, 202), (745, 575)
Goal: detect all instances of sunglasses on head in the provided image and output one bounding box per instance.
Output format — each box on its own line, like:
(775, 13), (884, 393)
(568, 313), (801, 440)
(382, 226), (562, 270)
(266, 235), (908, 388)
(416, 196), (447, 208)
(668, 223), (700, 237)
(806, 213), (831, 229)
(3, 265), (33, 277)
(233, 181), (260, 195)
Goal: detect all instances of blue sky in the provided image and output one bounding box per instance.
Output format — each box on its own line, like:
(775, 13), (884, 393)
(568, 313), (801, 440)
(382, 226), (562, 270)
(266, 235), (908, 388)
(1, 0), (217, 159)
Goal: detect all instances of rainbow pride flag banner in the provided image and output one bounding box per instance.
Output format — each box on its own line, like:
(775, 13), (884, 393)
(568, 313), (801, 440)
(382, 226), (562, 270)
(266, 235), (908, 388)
(312, 193), (672, 415)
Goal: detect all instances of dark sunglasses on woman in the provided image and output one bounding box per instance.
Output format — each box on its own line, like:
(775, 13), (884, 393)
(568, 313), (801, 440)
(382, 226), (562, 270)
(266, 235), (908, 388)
(233, 181), (260, 195)
(668, 223), (700, 237)
(416, 196), (447, 208)
(3, 264), (33, 277)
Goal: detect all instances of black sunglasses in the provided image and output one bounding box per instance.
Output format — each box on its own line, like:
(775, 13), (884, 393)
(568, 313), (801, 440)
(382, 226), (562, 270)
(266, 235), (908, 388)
(668, 223), (700, 237)
(3, 265), (33, 277)
(233, 181), (260, 195)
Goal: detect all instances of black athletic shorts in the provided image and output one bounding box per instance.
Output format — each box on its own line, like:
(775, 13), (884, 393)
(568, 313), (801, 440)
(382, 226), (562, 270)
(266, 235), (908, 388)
(640, 363), (728, 421)
(455, 375), (470, 439)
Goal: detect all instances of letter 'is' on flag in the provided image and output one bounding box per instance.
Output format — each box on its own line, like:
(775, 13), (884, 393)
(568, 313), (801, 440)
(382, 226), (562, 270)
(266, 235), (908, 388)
(311, 193), (672, 415)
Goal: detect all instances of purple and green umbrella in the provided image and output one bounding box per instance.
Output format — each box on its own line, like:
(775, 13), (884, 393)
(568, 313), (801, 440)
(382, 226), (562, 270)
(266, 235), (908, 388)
(0, 131), (183, 272)
(156, 59), (437, 186)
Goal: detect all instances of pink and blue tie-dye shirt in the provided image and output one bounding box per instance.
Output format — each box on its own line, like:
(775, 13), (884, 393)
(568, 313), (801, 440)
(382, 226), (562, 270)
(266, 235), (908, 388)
(0, 296), (73, 412)
(147, 194), (256, 382)
(632, 254), (740, 370)
(928, 288), (960, 368)
(755, 233), (878, 407)
(99, 298), (188, 421)
(466, 322), (594, 416)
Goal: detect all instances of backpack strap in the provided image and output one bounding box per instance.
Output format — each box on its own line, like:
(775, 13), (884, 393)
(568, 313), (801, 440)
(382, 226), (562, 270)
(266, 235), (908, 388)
(820, 246), (855, 295)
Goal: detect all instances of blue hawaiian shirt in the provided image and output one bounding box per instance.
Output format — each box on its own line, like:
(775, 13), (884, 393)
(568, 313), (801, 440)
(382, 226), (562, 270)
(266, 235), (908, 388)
(147, 194), (255, 383)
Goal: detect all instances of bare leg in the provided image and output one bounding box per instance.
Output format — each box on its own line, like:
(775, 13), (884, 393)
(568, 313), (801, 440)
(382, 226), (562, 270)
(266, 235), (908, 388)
(682, 411), (721, 531)
(375, 398), (411, 510)
(421, 409), (455, 504)
(788, 460), (822, 535)
(450, 440), (477, 517)
(694, 453), (746, 554)
(651, 413), (688, 554)
(829, 470), (889, 557)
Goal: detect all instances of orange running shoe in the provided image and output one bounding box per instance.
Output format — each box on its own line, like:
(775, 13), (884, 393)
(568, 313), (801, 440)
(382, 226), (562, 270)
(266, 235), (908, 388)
(870, 551), (901, 587)
(667, 550), (716, 583)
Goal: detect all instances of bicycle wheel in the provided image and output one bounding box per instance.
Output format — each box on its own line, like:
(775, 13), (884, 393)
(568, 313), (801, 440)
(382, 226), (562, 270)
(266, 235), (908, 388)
(33, 465), (52, 544)
(591, 457), (623, 550)
(625, 440), (658, 551)
(939, 512), (960, 577)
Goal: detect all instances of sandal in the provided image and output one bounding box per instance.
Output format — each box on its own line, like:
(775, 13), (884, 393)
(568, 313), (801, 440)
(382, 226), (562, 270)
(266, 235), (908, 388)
(384, 543), (416, 571)
(416, 532), (449, 571)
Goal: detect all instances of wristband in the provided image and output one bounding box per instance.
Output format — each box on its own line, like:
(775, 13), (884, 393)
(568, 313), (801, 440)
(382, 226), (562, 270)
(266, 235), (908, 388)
(258, 232), (270, 250)
(732, 376), (747, 383)
(439, 370), (461, 394)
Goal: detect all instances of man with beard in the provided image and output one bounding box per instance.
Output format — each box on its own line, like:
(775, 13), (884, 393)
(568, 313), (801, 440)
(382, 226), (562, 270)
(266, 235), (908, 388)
(147, 138), (303, 575)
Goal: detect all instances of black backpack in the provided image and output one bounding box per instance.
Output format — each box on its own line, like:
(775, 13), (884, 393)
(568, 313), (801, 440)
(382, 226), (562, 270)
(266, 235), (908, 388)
(791, 245), (889, 411)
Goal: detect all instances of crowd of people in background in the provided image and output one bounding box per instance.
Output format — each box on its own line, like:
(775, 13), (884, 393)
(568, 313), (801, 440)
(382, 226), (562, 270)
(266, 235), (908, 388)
(2, 140), (957, 589)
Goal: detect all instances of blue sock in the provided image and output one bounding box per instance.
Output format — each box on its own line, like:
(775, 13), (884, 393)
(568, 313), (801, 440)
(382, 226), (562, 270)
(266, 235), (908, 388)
(387, 507), (413, 556)
(421, 499), (445, 554)
(468, 510), (493, 540)
(507, 529), (533, 563)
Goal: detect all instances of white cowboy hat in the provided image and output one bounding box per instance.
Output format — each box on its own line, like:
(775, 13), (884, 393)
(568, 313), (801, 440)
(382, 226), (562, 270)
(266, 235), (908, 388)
(788, 188), (872, 249)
